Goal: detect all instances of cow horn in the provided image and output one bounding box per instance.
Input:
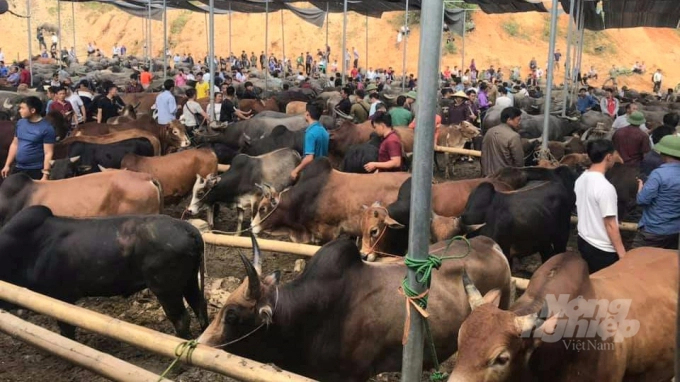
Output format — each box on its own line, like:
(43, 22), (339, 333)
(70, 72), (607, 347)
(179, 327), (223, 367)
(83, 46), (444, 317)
(239, 250), (261, 301)
(3, 99), (12, 109)
(250, 232), (262, 275)
(462, 269), (484, 310)
(514, 300), (549, 334)
(463, 223), (486, 234)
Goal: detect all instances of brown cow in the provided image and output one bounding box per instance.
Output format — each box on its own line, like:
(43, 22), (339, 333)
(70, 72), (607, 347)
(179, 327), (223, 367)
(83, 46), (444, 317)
(107, 104), (138, 124)
(0, 170), (163, 225)
(328, 119), (373, 166)
(285, 100), (307, 115)
(450, 248), (677, 382)
(119, 93), (165, 115)
(395, 127), (414, 153)
(75, 116), (190, 154)
(119, 148), (218, 203)
(238, 98), (279, 114)
(54, 128), (161, 159)
(251, 157), (410, 243)
(436, 121), (481, 179)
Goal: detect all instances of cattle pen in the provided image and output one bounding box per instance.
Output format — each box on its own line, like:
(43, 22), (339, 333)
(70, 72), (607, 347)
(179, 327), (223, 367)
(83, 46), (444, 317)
(0, 279), (315, 382)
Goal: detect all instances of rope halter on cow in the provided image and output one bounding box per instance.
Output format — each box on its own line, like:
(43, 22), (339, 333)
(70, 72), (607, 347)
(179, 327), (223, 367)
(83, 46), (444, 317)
(398, 235), (471, 382)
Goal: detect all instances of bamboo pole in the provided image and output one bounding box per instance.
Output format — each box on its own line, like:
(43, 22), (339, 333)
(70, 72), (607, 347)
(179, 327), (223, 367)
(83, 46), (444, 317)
(569, 216), (637, 232)
(0, 281), (314, 382)
(217, 164), (230, 172)
(434, 146), (482, 157)
(0, 310), (170, 382)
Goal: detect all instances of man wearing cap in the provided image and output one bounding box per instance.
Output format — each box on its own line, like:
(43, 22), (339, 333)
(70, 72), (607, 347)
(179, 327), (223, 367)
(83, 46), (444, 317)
(448, 91), (471, 125)
(612, 111), (651, 166)
(350, 89), (370, 123)
(389, 95), (413, 127)
(634, 135), (680, 249)
(404, 91), (417, 112)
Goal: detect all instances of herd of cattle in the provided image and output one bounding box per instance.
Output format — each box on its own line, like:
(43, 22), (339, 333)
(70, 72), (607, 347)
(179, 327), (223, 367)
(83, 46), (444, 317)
(0, 69), (678, 381)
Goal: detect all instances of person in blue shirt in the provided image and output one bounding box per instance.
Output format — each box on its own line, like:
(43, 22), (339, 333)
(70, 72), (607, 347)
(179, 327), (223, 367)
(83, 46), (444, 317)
(634, 135), (680, 249)
(290, 103), (329, 180)
(155, 79), (177, 125)
(576, 87), (598, 114)
(1, 96), (56, 180)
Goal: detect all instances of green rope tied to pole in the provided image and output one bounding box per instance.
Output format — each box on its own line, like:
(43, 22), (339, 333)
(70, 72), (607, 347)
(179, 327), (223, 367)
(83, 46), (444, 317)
(157, 339), (199, 381)
(400, 235), (471, 382)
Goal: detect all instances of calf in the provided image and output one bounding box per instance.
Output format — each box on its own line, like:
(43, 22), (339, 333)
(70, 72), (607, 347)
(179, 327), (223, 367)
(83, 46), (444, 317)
(436, 121), (481, 179)
(450, 249), (676, 382)
(119, 148), (218, 203)
(187, 149), (300, 230)
(75, 117), (190, 154)
(0, 170), (162, 225)
(0, 205), (208, 339)
(199, 234), (512, 382)
(251, 157), (410, 243)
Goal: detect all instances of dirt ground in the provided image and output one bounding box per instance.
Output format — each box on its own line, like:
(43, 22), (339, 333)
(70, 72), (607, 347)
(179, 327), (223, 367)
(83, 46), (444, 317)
(0, 158), (638, 382)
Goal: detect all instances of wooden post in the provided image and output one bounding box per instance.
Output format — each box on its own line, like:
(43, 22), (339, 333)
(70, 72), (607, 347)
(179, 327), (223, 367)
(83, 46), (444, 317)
(434, 146), (482, 157)
(217, 164), (230, 172)
(0, 310), (171, 382)
(0, 281), (315, 382)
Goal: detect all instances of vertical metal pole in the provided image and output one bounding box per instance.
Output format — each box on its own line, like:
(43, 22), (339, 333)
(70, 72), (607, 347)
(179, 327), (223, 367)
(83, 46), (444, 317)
(438, 2), (445, 76)
(163, 0), (167, 81)
(228, 2), (232, 58)
(461, 9), (466, 73)
(26, 0), (33, 87)
(57, 0), (62, 68)
(576, 3), (586, 84)
(147, 1), (152, 69)
(326, 3), (329, 50)
(71, 1), (76, 63)
(401, 0), (409, 92)
(281, 10), (286, 74)
(209, 0), (215, 120)
(265, 0), (269, 93)
(400, 0), (442, 378)
(365, 15), (368, 71)
(341, 0), (348, 85)
(561, 0), (575, 117)
(540, 0), (560, 154)
(569, 0), (583, 104)
(676, 233), (680, 379)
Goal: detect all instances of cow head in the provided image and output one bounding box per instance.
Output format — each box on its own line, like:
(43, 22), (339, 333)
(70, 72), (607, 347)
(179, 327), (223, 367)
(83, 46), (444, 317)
(187, 174), (221, 215)
(359, 202), (404, 262)
(448, 274), (556, 382)
(48, 156), (91, 180)
(250, 185), (282, 235)
(457, 121), (481, 139)
(198, 234), (281, 348)
(165, 120), (191, 149)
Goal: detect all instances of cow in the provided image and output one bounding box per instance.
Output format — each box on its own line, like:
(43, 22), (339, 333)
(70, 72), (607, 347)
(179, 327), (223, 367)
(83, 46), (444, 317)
(187, 149), (301, 230)
(241, 114), (307, 148)
(459, 166), (577, 262)
(198, 234), (512, 382)
(49, 138), (156, 179)
(449, 248), (677, 382)
(116, 148), (218, 203)
(328, 119), (373, 165)
(360, 177), (514, 260)
(54, 128), (161, 159)
(395, 127), (414, 153)
(285, 101), (307, 115)
(251, 158), (411, 243)
(75, 117), (190, 154)
(198, 142), (239, 165)
(106, 103), (138, 124)
(435, 121), (481, 179)
(240, 125), (305, 157)
(238, 98), (279, 114)
(340, 132), (381, 173)
(0, 205), (208, 339)
(518, 114), (582, 141)
(0, 170), (163, 226)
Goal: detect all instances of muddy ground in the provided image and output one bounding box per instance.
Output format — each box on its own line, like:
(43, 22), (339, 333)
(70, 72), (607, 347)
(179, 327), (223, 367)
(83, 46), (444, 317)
(0, 159), (638, 382)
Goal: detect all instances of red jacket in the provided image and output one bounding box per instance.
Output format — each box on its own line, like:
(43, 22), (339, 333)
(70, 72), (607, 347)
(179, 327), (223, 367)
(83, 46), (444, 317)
(19, 69), (31, 85)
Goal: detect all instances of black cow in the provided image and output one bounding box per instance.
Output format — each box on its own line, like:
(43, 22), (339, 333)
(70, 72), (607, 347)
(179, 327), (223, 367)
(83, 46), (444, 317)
(240, 125), (305, 156)
(340, 132), (381, 173)
(0, 205), (208, 339)
(187, 148), (301, 230)
(461, 166), (577, 262)
(49, 138), (155, 179)
(198, 142), (239, 164)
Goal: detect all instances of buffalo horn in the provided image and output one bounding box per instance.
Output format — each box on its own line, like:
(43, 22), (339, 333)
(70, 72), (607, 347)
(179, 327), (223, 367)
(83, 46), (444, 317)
(250, 232), (262, 275)
(239, 251), (261, 300)
(462, 269), (484, 310)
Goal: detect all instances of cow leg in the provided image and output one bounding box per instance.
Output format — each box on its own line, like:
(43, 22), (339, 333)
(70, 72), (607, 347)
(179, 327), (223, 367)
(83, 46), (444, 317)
(444, 153), (452, 179)
(56, 321), (77, 340)
(183, 273), (209, 330)
(206, 205), (215, 228)
(154, 291), (192, 339)
(236, 207), (245, 234)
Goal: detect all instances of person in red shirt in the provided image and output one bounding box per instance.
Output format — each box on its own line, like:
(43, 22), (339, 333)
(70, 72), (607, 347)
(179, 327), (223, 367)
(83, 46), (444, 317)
(612, 111), (651, 166)
(48, 86), (75, 126)
(364, 111), (404, 172)
(139, 67), (153, 91)
(350, 67), (359, 79)
(18, 63), (31, 86)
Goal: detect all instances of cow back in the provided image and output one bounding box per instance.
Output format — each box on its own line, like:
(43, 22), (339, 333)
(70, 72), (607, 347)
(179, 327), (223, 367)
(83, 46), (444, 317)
(56, 128), (161, 158)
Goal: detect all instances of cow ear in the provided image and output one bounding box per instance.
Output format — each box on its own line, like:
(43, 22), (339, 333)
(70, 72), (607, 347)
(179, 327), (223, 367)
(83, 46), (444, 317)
(263, 271), (281, 286)
(384, 215), (405, 229)
(481, 289), (502, 308)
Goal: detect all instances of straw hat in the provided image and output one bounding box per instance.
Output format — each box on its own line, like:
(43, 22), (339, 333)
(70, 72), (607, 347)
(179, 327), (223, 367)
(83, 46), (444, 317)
(452, 90), (469, 99)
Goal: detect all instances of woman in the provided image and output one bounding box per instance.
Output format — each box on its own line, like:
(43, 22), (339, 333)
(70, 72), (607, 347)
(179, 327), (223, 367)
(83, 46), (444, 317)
(183, 88), (208, 134)
(174, 69), (187, 87)
(364, 111), (404, 173)
(1, 96), (55, 180)
(206, 92), (223, 122)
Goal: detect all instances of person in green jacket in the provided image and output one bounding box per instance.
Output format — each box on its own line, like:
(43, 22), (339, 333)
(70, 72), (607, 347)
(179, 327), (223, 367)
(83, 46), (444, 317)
(388, 95), (414, 127)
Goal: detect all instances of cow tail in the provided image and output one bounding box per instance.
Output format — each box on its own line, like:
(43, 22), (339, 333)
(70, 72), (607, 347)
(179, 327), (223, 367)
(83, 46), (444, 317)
(151, 178), (164, 212)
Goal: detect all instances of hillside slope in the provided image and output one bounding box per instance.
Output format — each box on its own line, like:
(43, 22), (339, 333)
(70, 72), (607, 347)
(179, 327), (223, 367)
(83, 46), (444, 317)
(1, 0), (678, 91)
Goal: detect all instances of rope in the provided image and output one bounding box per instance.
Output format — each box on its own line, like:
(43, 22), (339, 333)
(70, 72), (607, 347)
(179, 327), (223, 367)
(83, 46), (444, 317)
(157, 339), (198, 381)
(399, 235), (471, 382)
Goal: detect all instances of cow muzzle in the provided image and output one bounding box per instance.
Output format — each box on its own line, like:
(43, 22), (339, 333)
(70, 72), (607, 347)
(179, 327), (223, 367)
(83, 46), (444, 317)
(361, 252), (377, 262)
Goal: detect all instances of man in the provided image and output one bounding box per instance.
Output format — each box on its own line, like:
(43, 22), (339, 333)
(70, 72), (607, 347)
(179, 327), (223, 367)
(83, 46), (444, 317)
(652, 69), (663, 94)
(156, 79), (177, 126)
(96, 83), (123, 123)
(1, 97), (55, 181)
(604, 65), (618, 87)
(126, 76), (144, 93)
(140, 67), (152, 92)
(48, 87), (76, 127)
(6, 66), (20, 87)
(494, 87), (513, 109)
(336, 87), (352, 116)
(0, 61), (7, 78)
(234, 68), (246, 83)
(220, 86), (251, 124)
(350, 89), (370, 123)
(241, 81), (259, 100)
(404, 91), (416, 112)
(296, 53), (304, 70)
(529, 57), (537, 71)
(18, 64), (31, 86)
(0, 48), (4, 63)
(67, 87), (86, 126)
(51, 33), (58, 51)
(480, 107), (524, 176)
(599, 88), (619, 118)
(388, 95), (414, 127)
(195, 72), (210, 99)
(112, 43), (121, 58)
(291, 103), (329, 180)
(368, 92), (381, 117)
(634, 135), (680, 249)
(364, 111), (404, 173)
(576, 87), (598, 114)
(612, 103), (647, 131)
(553, 49), (562, 71)
(353, 47), (359, 69)
(612, 111), (651, 166)
(642, 119), (676, 176)
(575, 139), (626, 273)
(259, 51), (266, 70)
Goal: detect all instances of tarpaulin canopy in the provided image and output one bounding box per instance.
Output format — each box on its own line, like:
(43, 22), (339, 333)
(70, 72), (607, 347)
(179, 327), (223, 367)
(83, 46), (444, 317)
(560, 0), (680, 30)
(444, 8), (467, 36)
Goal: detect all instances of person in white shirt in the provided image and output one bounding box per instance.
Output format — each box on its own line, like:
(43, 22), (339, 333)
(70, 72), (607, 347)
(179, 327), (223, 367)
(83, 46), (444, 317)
(112, 44), (121, 57)
(612, 103), (648, 132)
(186, 72), (195, 81)
(234, 69), (246, 83)
(494, 87), (513, 109)
(0, 48), (5, 63)
(206, 92), (222, 122)
(652, 69), (663, 94)
(295, 72), (306, 82)
(67, 88), (86, 125)
(574, 139), (626, 273)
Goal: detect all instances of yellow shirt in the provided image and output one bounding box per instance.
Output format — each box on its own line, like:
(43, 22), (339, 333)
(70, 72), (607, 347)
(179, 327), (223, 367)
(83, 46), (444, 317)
(195, 82), (210, 99)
